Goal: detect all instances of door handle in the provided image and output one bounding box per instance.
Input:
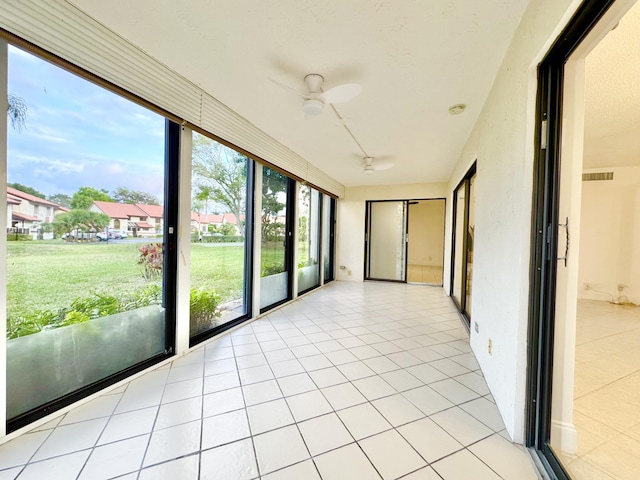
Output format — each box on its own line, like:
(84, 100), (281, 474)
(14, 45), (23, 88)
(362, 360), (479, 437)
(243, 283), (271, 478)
(557, 217), (569, 267)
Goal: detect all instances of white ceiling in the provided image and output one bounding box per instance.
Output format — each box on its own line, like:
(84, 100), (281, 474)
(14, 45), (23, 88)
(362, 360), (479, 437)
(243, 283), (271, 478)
(584, 1), (640, 169)
(69, 0), (530, 187)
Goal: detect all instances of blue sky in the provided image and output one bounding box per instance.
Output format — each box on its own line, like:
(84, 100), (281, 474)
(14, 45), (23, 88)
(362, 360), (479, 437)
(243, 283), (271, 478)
(7, 46), (166, 202)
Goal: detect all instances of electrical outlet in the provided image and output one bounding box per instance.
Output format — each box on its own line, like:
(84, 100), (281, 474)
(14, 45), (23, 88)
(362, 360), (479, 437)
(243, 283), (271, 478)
(583, 282), (591, 290)
(488, 338), (493, 356)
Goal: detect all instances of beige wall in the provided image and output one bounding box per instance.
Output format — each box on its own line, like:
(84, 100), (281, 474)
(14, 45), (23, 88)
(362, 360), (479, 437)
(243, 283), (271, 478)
(337, 183), (447, 282)
(407, 200), (445, 267)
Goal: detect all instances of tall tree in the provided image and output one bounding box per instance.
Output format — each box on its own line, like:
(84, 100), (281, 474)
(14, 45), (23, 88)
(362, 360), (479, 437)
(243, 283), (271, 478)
(8, 182), (46, 199)
(112, 187), (160, 205)
(71, 186), (112, 210)
(192, 134), (247, 236)
(7, 94), (28, 132)
(47, 193), (73, 209)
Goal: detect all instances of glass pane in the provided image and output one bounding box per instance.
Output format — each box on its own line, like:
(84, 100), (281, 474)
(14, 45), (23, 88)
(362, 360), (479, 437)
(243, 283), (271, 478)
(368, 201), (406, 281)
(297, 186), (320, 293)
(6, 46), (167, 420)
(452, 186), (466, 303)
(323, 196), (335, 283)
(465, 175), (476, 316)
(190, 133), (248, 338)
(260, 167), (289, 309)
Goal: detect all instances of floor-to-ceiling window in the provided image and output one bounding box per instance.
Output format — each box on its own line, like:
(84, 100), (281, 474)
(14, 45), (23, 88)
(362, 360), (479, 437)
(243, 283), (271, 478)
(189, 132), (252, 342)
(323, 195), (336, 283)
(297, 185), (321, 294)
(5, 44), (176, 430)
(259, 166), (293, 311)
(450, 164), (476, 325)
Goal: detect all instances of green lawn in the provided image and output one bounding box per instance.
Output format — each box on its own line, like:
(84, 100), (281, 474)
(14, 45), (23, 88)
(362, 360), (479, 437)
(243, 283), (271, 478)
(7, 240), (293, 320)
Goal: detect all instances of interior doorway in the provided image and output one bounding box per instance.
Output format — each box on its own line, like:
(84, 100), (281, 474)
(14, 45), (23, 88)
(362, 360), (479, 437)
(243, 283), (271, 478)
(528, 1), (640, 478)
(364, 199), (445, 284)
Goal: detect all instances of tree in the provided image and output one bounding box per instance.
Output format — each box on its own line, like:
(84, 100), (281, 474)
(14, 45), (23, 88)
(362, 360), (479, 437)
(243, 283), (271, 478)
(192, 134), (247, 236)
(261, 168), (287, 241)
(8, 182), (46, 199)
(71, 187), (112, 210)
(52, 209), (109, 240)
(47, 193), (73, 209)
(194, 185), (214, 220)
(7, 94), (28, 132)
(112, 187), (160, 205)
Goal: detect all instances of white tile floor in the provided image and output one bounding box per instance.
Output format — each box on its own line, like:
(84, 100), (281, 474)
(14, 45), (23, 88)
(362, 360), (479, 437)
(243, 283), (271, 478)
(0, 281), (538, 480)
(558, 299), (640, 480)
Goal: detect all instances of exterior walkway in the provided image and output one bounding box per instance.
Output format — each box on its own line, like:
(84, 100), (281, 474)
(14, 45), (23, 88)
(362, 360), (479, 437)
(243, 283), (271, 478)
(0, 281), (538, 479)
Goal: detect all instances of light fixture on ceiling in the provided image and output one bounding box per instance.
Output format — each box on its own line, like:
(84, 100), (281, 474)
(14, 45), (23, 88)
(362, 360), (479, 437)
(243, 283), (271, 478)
(449, 104), (466, 115)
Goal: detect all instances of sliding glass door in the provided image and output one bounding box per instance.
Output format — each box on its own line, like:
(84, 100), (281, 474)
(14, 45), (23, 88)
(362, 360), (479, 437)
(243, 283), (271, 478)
(365, 200), (408, 281)
(189, 132), (253, 342)
(323, 196), (336, 283)
(259, 166), (294, 311)
(450, 164), (476, 324)
(5, 45), (176, 430)
(297, 185), (321, 294)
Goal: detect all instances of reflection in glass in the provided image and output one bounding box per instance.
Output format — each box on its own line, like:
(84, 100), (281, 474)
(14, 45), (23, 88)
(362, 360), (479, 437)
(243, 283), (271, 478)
(297, 186), (321, 293)
(465, 175), (476, 315)
(368, 201), (406, 281)
(6, 46), (167, 420)
(190, 132), (248, 338)
(260, 167), (289, 309)
(452, 187), (466, 304)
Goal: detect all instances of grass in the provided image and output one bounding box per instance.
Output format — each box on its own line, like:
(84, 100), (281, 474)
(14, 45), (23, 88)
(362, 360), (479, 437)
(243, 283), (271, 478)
(7, 240), (294, 319)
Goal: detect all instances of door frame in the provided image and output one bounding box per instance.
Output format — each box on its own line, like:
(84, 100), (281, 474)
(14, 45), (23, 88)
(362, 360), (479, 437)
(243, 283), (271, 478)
(525, 0), (616, 476)
(450, 162), (476, 325)
(364, 199), (409, 282)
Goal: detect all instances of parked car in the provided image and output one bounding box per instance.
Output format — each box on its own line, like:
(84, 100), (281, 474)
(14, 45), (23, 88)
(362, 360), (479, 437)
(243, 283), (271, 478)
(96, 232), (109, 241)
(110, 229), (128, 239)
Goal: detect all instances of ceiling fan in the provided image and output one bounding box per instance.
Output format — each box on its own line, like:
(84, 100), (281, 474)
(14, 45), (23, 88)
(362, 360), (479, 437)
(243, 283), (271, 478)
(361, 156), (395, 175)
(270, 74), (362, 117)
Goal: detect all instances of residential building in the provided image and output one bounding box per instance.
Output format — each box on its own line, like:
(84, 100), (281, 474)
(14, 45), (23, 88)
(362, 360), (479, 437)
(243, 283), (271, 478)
(6, 186), (63, 238)
(90, 201), (159, 237)
(0, 1), (637, 479)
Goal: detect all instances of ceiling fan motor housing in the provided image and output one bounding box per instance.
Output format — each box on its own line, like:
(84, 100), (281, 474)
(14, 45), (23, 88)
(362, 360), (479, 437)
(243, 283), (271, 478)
(303, 98), (324, 116)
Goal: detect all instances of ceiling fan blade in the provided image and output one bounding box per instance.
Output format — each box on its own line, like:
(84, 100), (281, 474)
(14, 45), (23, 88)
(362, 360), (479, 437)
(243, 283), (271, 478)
(374, 160), (395, 171)
(268, 77), (311, 99)
(318, 83), (362, 104)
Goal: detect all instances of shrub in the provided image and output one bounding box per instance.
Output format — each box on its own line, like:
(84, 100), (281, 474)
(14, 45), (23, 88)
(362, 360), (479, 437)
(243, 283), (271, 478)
(6, 285), (164, 339)
(200, 235), (243, 243)
(190, 288), (222, 335)
(138, 243), (163, 280)
(7, 234), (31, 242)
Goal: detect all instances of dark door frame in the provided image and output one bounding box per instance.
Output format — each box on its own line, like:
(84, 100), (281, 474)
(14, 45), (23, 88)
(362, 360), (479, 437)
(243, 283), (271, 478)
(364, 199), (409, 283)
(450, 162), (476, 326)
(526, 0), (616, 477)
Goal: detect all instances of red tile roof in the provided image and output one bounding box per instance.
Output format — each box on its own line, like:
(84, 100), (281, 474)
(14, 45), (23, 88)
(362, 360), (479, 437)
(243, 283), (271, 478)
(7, 186), (61, 208)
(12, 211), (40, 222)
(132, 221), (154, 229)
(93, 201), (146, 219)
(136, 204), (163, 218)
(7, 193), (21, 205)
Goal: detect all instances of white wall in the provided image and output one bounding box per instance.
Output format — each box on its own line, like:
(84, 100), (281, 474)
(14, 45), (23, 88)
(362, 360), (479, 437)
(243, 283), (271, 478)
(444, 0), (583, 443)
(337, 183), (447, 282)
(578, 167), (640, 304)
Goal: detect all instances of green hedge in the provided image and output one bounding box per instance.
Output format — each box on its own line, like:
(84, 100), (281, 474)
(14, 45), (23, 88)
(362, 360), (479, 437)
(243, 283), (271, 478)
(7, 234), (32, 242)
(198, 235), (244, 243)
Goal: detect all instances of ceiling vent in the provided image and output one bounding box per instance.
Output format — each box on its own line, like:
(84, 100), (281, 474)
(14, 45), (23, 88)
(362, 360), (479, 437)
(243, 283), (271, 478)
(582, 172), (614, 181)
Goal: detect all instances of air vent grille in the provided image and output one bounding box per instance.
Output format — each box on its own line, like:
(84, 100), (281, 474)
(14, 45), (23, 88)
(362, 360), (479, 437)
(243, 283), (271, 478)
(582, 172), (614, 181)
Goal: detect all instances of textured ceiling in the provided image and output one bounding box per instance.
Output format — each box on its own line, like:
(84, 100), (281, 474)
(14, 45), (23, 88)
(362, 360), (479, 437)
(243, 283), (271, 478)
(69, 0), (529, 187)
(584, 1), (640, 169)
